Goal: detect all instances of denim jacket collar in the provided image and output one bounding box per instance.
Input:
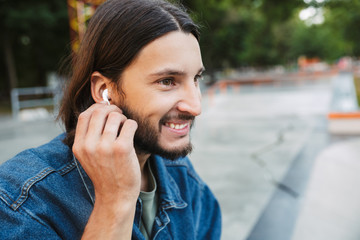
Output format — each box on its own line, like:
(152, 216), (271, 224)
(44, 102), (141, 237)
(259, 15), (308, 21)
(151, 155), (187, 210)
(73, 154), (187, 210)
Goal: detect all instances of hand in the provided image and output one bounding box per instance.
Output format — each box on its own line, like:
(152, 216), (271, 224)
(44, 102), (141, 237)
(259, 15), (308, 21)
(73, 103), (140, 205)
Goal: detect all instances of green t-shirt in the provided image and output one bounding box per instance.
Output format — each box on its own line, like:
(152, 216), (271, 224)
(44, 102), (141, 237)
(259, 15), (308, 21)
(139, 160), (158, 240)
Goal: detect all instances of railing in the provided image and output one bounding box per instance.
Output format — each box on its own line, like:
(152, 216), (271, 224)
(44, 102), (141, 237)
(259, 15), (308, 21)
(10, 86), (62, 120)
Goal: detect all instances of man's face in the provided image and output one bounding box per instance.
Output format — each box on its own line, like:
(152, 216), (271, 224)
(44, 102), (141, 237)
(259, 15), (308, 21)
(117, 31), (203, 160)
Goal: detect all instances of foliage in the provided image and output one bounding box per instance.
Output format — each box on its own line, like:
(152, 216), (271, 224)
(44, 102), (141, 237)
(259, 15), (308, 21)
(184, 0), (360, 69)
(323, 0), (360, 56)
(0, 0), (69, 92)
(183, 0), (307, 68)
(1, 0), (360, 97)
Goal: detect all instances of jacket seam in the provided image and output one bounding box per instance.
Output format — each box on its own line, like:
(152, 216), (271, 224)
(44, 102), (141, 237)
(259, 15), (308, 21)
(29, 146), (75, 176)
(19, 205), (50, 228)
(11, 167), (56, 210)
(194, 183), (205, 238)
(1, 142), (75, 210)
(14, 202), (60, 236)
(1, 162), (76, 210)
(57, 161), (76, 176)
(10, 161), (76, 210)
(0, 190), (15, 207)
(0, 197), (49, 230)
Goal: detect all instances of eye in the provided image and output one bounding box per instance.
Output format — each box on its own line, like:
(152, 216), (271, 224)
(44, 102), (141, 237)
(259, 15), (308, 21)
(158, 78), (175, 86)
(194, 74), (203, 83)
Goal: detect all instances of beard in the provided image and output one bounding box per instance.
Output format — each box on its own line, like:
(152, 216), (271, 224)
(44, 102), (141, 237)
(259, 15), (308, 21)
(120, 104), (194, 160)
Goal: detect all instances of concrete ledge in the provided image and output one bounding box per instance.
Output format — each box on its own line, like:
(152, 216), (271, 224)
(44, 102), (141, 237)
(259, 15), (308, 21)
(328, 112), (360, 135)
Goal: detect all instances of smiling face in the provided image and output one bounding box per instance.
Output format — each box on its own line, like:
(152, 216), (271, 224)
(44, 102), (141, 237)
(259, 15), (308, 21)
(115, 31), (203, 160)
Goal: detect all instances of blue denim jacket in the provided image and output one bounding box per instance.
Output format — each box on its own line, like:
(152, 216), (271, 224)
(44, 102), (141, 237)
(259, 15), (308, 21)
(0, 134), (221, 239)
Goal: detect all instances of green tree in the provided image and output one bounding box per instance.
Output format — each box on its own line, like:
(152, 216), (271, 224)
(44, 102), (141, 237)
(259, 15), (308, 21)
(182, 0), (307, 69)
(182, 0), (253, 70)
(287, 19), (343, 61)
(323, 0), (360, 56)
(0, 0), (69, 99)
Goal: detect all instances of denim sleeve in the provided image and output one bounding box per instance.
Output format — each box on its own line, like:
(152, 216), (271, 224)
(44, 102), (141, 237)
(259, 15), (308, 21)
(0, 199), (61, 240)
(196, 184), (222, 240)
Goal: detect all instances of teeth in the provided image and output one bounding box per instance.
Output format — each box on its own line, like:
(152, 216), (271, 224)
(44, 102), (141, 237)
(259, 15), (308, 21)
(166, 123), (187, 130)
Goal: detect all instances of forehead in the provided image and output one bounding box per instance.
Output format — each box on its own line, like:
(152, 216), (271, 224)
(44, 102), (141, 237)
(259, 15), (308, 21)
(124, 31), (203, 75)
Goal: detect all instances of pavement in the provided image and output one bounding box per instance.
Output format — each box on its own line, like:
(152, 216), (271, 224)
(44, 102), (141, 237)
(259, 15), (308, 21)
(292, 138), (360, 240)
(1, 72), (360, 240)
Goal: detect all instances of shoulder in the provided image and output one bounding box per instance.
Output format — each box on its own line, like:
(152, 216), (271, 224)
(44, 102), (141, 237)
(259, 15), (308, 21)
(0, 133), (75, 210)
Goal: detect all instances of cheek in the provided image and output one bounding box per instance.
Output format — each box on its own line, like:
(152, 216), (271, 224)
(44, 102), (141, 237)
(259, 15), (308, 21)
(138, 93), (178, 116)
(123, 86), (180, 123)
(146, 103), (175, 123)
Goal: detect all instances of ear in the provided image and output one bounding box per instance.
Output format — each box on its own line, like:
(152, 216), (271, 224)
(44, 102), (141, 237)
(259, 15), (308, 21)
(90, 71), (113, 104)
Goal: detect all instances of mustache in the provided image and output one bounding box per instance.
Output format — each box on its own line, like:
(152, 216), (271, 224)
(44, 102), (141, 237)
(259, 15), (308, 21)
(159, 113), (195, 125)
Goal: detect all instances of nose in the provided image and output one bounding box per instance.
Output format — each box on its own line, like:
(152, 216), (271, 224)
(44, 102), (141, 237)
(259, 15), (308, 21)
(176, 82), (202, 116)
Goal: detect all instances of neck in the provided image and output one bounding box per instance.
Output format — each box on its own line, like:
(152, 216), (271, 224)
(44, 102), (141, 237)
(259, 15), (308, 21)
(137, 152), (152, 192)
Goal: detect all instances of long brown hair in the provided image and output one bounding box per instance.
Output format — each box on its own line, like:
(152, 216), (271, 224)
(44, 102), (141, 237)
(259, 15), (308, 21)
(59, 0), (200, 147)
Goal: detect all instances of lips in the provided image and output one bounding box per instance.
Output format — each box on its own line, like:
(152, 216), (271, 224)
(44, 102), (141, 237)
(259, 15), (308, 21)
(162, 120), (191, 136)
(160, 113), (194, 136)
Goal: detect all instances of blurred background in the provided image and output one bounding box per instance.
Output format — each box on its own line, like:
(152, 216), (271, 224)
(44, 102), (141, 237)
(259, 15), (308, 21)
(1, 0), (360, 239)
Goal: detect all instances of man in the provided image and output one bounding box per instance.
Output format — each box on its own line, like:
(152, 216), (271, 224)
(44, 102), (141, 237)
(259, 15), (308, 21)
(0, 0), (221, 239)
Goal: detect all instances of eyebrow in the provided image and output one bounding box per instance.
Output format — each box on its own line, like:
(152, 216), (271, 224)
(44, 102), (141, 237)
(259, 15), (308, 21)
(149, 66), (205, 77)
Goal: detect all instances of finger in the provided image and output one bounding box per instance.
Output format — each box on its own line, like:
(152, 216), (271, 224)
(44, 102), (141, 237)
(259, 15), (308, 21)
(75, 103), (122, 138)
(86, 104), (123, 139)
(116, 119), (138, 145)
(75, 109), (92, 143)
(102, 112), (127, 140)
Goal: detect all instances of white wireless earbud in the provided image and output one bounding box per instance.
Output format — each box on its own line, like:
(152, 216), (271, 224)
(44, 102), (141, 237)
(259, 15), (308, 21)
(102, 89), (110, 105)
